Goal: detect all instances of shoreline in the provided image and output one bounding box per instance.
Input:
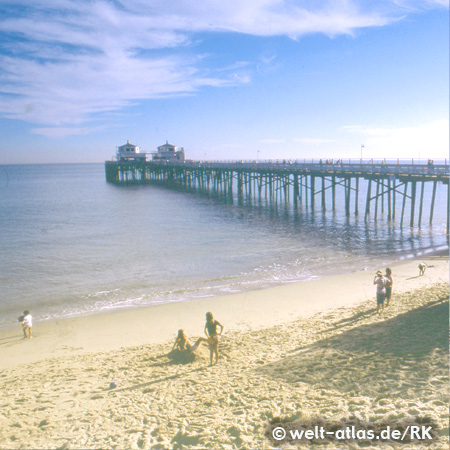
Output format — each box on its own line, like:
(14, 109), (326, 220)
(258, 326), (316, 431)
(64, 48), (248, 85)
(1, 253), (447, 371)
(1, 244), (448, 331)
(1, 244), (447, 333)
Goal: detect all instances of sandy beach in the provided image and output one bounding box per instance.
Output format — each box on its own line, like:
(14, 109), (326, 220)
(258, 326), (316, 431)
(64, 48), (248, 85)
(0, 254), (448, 449)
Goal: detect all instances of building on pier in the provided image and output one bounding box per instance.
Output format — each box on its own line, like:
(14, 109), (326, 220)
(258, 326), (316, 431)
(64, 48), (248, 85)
(117, 141), (147, 162)
(152, 141), (185, 162)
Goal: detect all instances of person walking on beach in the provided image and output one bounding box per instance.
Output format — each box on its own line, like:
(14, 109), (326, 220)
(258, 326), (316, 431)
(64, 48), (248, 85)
(373, 271), (386, 314)
(20, 310), (32, 338)
(172, 329), (205, 353)
(204, 312), (223, 366)
(384, 268), (393, 307)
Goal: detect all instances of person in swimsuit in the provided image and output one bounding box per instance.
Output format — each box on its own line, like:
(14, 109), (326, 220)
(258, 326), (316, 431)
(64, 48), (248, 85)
(384, 267), (393, 307)
(204, 312), (223, 365)
(172, 329), (205, 353)
(373, 271), (386, 314)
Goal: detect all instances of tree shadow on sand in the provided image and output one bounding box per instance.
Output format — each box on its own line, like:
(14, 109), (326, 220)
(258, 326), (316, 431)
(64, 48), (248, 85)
(258, 297), (449, 398)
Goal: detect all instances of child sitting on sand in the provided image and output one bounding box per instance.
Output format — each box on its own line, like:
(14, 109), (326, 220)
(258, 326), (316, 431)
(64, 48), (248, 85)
(384, 267), (393, 307)
(172, 329), (205, 353)
(204, 312), (224, 366)
(20, 310), (32, 338)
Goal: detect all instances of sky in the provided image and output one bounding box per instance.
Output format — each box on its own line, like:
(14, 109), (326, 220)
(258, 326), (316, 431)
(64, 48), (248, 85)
(0, 0), (448, 164)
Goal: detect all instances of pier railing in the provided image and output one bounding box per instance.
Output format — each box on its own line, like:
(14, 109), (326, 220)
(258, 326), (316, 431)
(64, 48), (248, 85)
(150, 159), (449, 177)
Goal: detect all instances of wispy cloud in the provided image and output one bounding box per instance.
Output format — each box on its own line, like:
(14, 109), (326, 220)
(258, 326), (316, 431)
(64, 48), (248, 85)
(0, 0), (447, 136)
(260, 138), (287, 144)
(31, 125), (107, 138)
(342, 120), (449, 157)
(293, 138), (338, 145)
(260, 137), (338, 147)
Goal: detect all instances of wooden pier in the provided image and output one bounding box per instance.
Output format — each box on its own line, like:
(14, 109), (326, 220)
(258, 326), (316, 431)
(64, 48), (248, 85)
(105, 159), (449, 234)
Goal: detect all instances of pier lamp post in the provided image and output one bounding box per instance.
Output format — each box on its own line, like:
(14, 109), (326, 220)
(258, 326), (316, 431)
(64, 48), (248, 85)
(360, 144), (365, 162)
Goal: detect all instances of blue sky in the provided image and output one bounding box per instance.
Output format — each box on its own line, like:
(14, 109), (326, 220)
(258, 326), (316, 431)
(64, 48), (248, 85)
(0, 0), (448, 164)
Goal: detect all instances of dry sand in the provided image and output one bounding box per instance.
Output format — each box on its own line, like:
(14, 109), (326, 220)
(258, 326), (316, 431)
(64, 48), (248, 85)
(0, 255), (448, 449)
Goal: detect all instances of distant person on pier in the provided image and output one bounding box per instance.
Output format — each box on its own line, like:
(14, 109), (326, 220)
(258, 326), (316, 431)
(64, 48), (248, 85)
(384, 268), (393, 307)
(204, 312), (224, 366)
(373, 271), (386, 314)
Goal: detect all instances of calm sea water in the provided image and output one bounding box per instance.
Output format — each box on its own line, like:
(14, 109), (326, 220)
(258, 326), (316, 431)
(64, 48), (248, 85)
(0, 163), (447, 330)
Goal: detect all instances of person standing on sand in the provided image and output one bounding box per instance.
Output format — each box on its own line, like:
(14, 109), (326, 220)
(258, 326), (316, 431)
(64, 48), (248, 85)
(20, 310), (32, 338)
(204, 312), (223, 366)
(373, 271), (386, 314)
(384, 268), (393, 307)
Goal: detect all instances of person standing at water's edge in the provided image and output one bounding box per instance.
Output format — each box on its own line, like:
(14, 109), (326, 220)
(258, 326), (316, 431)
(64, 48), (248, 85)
(20, 310), (32, 338)
(384, 267), (393, 307)
(204, 312), (223, 366)
(373, 271), (386, 314)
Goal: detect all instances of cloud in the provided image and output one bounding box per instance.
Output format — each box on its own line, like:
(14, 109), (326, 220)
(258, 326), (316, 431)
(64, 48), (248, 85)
(0, 0), (447, 135)
(0, 52), (231, 126)
(260, 138), (287, 144)
(31, 126), (106, 138)
(293, 138), (338, 145)
(341, 120), (449, 158)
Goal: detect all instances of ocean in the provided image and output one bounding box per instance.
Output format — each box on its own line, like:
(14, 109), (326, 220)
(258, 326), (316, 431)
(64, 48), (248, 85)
(0, 163), (448, 330)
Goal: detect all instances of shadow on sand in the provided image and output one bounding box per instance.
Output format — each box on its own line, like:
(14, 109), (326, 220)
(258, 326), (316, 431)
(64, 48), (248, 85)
(258, 297), (449, 398)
